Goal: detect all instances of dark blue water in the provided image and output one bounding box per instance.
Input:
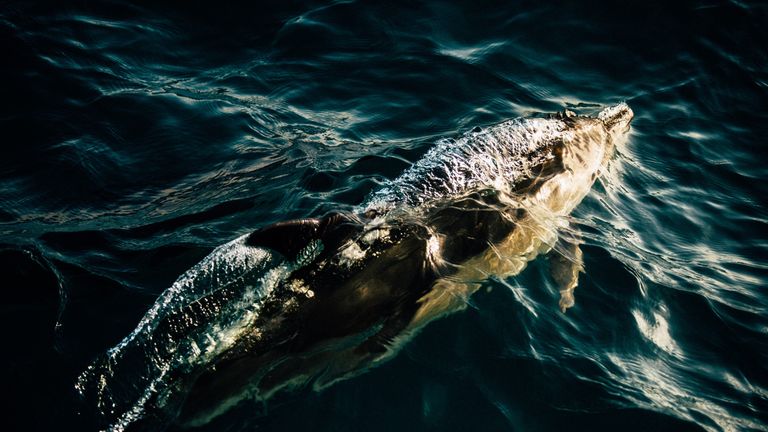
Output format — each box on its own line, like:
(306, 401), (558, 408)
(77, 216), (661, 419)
(2, 1), (767, 431)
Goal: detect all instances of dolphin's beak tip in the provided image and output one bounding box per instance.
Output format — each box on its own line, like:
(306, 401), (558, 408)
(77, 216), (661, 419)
(598, 102), (634, 130)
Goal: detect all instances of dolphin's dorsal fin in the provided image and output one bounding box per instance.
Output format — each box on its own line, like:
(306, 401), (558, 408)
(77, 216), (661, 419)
(246, 213), (358, 261)
(246, 219), (322, 261)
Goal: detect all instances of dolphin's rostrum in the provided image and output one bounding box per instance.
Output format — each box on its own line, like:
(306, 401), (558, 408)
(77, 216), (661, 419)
(76, 103), (634, 431)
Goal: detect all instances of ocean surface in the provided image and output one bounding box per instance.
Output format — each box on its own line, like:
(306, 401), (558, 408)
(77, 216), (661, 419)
(2, 1), (767, 431)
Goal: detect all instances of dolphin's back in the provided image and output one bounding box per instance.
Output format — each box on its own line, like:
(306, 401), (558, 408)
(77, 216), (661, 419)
(360, 117), (568, 213)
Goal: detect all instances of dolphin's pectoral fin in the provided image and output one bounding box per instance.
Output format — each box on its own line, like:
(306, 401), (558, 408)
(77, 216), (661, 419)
(548, 227), (584, 312)
(246, 213), (359, 261)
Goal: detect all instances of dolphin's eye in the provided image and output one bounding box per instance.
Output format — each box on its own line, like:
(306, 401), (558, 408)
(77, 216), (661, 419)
(552, 142), (565, 159)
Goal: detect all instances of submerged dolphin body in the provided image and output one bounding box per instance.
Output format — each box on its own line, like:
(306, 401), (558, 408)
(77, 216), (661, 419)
(77, 103), (633, 430)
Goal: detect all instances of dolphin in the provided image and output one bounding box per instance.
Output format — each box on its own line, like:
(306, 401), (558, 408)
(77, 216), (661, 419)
(76, 103), (633, 431)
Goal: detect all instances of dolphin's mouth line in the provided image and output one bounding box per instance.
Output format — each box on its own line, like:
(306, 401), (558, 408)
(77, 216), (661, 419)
(597, 102), (634, 134)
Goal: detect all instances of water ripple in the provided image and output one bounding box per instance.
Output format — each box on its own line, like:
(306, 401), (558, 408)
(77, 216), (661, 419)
(1, 0), (766, 431)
